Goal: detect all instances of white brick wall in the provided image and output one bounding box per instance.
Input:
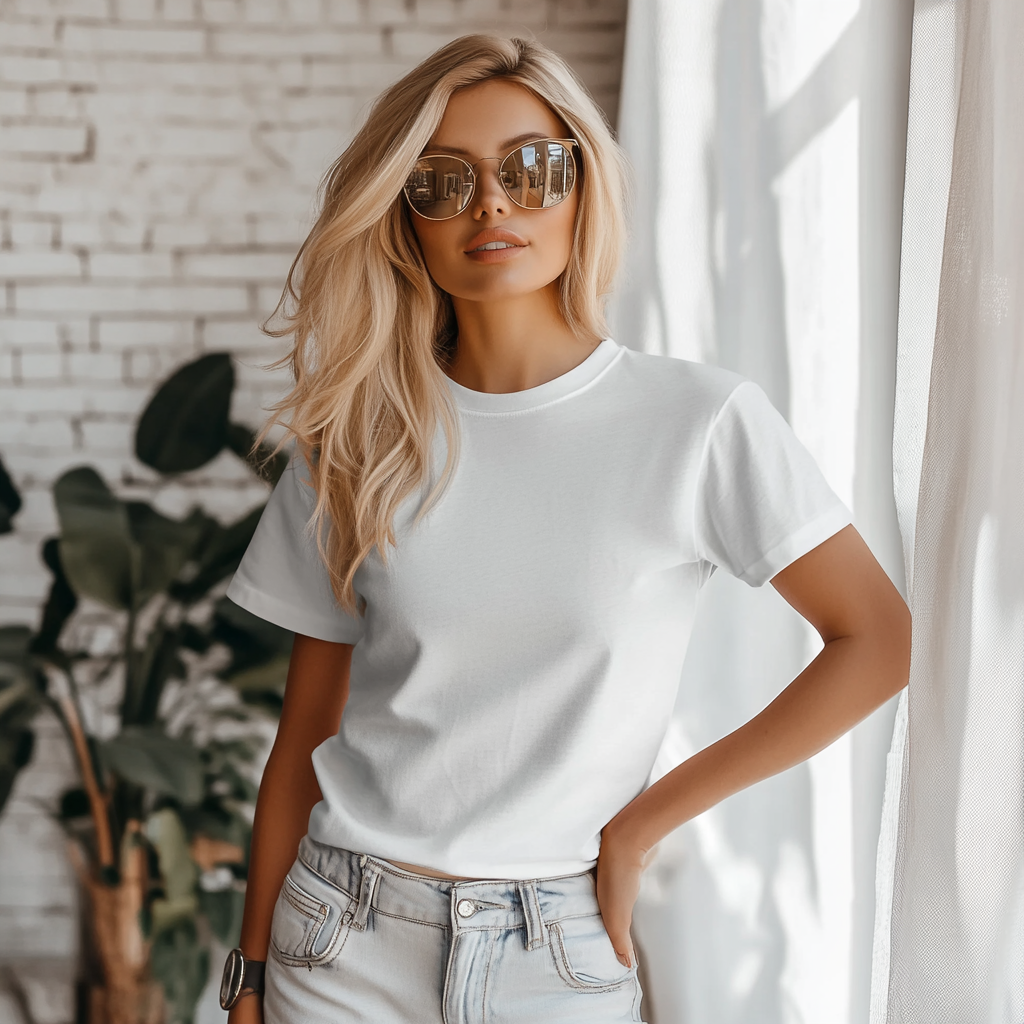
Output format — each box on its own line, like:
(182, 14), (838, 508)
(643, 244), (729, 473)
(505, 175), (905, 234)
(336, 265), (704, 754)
(0, 0), (627, 1012)
(0, 0), (627, 627)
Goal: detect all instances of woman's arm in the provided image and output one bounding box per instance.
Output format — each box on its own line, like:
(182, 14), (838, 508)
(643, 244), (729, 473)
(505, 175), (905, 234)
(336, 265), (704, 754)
(228, 634), (353, 1024)
(596, 524), (911, 968)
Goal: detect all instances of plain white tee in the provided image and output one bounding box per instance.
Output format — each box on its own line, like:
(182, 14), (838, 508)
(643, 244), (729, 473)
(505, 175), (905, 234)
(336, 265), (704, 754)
(226, 339), (851, 878)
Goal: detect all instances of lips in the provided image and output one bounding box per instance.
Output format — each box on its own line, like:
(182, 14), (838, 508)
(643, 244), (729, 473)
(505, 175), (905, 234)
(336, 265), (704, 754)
(463, 227), (528, 254)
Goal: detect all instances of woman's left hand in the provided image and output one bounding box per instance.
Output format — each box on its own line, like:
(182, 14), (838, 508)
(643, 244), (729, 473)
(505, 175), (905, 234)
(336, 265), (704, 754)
(595, 821), (650, 969)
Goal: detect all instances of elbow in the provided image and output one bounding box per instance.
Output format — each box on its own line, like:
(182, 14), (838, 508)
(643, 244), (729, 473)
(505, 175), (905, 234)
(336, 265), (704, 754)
(848, 588), (911, 703)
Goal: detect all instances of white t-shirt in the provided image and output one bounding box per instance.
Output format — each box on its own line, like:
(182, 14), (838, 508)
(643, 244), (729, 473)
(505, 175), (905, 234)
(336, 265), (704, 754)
(227, 339), (850, 878)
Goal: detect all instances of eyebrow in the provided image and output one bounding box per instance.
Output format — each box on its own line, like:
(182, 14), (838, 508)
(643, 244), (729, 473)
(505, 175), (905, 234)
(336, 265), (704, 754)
(425, 131), (555, 157)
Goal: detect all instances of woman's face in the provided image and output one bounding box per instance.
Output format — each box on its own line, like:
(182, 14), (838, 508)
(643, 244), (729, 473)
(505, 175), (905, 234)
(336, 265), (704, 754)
(407, 79), (579, 304)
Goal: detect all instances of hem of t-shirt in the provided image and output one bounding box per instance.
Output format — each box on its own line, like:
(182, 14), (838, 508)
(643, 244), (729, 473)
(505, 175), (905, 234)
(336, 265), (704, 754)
(225, 573), (362, 644)
(306, 819), (595, 879)
(738, 503), (853, 587)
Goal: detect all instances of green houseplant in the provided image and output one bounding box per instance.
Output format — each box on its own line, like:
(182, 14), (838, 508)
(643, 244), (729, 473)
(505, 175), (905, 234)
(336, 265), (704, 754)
(0, 354), (292, 1024)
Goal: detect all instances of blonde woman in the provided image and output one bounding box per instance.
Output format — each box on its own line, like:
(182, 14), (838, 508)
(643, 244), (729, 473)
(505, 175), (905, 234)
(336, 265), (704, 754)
(219, 35), (910, 1024)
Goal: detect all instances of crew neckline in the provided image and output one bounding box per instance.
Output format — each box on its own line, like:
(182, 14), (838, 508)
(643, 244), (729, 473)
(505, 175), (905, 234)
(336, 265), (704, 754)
(446, 338), (622, 414)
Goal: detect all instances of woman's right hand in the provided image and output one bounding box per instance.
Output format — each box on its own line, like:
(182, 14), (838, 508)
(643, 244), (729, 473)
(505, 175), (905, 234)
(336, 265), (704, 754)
(228, 994), (264, 1024)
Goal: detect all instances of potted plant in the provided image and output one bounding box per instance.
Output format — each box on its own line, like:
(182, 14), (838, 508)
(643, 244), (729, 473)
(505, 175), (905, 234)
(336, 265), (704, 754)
(0, 354), (292, 1024)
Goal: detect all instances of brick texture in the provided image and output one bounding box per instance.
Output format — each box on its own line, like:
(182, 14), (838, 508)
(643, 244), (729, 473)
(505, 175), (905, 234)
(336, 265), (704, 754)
(0, 0), (628, 1003)
(0, 0), (629, 627)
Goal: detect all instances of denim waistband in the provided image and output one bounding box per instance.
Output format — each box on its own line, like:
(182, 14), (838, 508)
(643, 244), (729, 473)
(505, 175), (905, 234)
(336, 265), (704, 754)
(297, 836), (601, 950)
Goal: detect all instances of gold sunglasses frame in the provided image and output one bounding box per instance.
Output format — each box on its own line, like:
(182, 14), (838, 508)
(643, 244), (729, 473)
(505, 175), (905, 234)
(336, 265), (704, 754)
(402, 138), (579, 221)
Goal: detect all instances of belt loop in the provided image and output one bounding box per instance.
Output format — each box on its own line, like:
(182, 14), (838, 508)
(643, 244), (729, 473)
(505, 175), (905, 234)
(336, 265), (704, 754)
(352, 859), (379, 931)
(517, 880), (548, 951)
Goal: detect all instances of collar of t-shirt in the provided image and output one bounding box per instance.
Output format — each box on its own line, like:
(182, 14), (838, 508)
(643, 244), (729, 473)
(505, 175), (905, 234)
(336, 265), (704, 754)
(444, 338), (621, 414)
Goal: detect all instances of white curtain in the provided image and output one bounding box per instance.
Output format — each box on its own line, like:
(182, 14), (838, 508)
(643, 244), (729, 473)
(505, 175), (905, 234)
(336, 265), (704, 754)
(610, 1), (914, 1021)
(870, 0), (1024, 1020)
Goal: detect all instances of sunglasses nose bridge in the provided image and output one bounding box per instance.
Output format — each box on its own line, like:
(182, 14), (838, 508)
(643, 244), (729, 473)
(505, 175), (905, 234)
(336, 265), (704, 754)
(467, 156), (513, 214)
(469, 156), (506, 192)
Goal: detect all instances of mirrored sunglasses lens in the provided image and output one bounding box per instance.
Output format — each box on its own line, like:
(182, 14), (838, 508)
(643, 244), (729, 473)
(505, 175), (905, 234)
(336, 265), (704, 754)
(404, 156), (473, 219)
(499, 141), (576, 209)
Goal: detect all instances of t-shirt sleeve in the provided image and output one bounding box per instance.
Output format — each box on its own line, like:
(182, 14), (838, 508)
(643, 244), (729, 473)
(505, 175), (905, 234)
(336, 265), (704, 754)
(694, 381), (852, 586)
(225, 455), (365, 644)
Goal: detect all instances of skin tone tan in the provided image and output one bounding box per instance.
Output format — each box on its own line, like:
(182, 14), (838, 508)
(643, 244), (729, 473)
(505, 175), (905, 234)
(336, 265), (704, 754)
(411, 79), (598, 392)
(230, 79), (911, 1022)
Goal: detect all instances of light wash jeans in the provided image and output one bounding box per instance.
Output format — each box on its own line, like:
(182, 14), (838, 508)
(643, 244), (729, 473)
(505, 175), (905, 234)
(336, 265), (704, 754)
(264, 836), (647, 1024)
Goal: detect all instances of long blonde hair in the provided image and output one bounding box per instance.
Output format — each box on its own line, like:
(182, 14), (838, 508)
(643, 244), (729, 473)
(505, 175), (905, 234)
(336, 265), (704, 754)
(264, 34), (629, 611)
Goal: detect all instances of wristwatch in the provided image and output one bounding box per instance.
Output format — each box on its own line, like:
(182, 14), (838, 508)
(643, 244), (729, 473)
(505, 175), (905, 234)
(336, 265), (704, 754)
(219, 948), (266, 1010)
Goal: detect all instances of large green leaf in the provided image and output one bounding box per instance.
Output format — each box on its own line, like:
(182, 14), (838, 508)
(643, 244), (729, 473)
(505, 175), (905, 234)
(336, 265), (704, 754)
(32, 538), (78, 655)
(135, 353), (234, 474)
(0, 629), (44, 728)
(0, 730), (34, 814)
(0, 676), (38, 725)
(54, 469), (214, 611)
(124, 621), (185, 727)
(126, 503), (208, 604)
(0, 626), (42, 815)
(180, 803), (250, 848)
(0, 625), (33, 685)
(0, 454), (22, 535)
(150, 919), (209, 1024)
(213, 598), (293, 701)
(170, 505), (264, 604)
(225, 422), (289, 485)
(59, 787), (90, 820)
(146, 807), (198, 904)
(0, 648), (37, 814)
(100, 727), (204, 805)
(54, 467), (135, 610)
(198, 887), (245, 947)
(214, 596), (294, 655)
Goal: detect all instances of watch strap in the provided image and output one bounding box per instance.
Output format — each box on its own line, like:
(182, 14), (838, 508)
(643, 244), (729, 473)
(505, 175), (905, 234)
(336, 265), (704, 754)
(239, 957), (266, 999)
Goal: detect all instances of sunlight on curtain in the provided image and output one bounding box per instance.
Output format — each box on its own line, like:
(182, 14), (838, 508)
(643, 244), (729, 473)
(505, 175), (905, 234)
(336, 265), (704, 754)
(871, 1), (1024, 1020)
(611, 1), (912, 1021)
(772, 96), (860, 1021)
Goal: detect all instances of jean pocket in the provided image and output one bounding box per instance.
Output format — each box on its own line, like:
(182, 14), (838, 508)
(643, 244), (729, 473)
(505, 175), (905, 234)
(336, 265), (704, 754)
(548, 915), (635, 992)
(270, 858), (356, 968)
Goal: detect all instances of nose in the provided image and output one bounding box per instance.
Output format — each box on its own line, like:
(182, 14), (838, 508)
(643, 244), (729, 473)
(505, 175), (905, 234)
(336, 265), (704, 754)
(469, 158), (511, 220)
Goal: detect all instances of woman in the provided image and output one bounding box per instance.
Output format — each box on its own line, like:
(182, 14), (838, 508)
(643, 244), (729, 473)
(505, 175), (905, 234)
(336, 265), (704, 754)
(220, 34), (910, 1024)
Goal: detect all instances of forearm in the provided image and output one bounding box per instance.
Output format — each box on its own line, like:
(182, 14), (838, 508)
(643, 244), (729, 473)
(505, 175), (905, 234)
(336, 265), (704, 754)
(610, 629), (909, 853)
(226, 636), (351, 1024)
(239, 739), (325, 961)
(595, 529), (910, 966)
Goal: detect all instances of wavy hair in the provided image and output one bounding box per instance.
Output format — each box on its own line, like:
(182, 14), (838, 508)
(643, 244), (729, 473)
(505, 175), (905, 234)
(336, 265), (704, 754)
(262, 34), (629, 612)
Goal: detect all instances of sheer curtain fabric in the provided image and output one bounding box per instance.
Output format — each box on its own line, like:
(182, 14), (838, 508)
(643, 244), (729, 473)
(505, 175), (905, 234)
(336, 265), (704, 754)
(871, 1), (1024, 1020)
(611, 1), (913, 1021)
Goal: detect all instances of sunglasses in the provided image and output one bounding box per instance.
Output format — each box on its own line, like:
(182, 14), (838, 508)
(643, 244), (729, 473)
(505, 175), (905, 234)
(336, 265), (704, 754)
(402, 138), (579, 221)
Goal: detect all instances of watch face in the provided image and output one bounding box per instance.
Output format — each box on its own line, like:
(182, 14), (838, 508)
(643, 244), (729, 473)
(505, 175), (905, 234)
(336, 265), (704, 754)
(219, 948), (244, 1010)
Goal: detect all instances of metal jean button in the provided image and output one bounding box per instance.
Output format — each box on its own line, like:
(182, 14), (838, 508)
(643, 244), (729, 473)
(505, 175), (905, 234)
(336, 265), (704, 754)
(456, 898), (476, 919)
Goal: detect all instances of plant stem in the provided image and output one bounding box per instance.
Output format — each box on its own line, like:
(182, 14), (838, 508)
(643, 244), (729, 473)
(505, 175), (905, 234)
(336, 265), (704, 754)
(56, 692), (115, 870)
(44, 662), (98, 785)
